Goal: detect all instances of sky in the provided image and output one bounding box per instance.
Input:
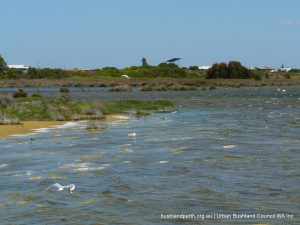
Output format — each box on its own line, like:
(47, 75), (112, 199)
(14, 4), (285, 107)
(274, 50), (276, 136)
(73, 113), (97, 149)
(1, 0), (300, 69)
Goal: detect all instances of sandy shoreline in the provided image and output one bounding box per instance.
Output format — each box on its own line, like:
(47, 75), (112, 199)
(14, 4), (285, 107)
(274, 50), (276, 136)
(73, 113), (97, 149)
(0, 121), (66, 138)
(0, 115), (131, 138)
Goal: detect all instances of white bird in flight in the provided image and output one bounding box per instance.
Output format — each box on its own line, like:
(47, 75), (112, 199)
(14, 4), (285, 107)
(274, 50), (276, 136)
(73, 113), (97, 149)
(121, 74), (130, 79)
(128, 132), (136, 137)
(44, 183), (76, 193)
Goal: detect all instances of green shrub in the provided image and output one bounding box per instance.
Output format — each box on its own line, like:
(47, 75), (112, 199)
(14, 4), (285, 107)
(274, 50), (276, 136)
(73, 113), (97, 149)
(0, 93), (14, 107)
(136, 110), (151, 117)
(60, 87), (70, 93)
(31, 90), (43, 97)
(207, 61), (252, 79)
(188, 66), (199, 71)
(254, 74), (263, 80)
(13, 89), (28, 98)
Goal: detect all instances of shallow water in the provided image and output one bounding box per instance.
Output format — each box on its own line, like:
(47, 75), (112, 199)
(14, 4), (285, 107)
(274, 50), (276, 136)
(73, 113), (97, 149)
(0, 87), (299, 224)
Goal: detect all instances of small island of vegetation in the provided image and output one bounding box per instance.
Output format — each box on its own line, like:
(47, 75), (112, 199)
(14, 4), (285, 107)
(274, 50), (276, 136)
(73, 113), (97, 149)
(0, 89), (173, 125)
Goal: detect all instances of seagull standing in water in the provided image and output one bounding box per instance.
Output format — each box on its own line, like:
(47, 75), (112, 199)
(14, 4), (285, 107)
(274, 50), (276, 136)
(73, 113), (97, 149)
(44, 183), (76, 193)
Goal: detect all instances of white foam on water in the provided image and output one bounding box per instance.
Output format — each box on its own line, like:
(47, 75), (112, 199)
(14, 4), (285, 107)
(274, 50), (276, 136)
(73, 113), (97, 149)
(55, 122), (83, 129)
(74, 166), (105, 171)
(119, 149), (133, 153)
(119, 143), (132, 147)
(112, 115), (131, 120)
(170, 137), (194, 141)
(60, 162), (92, 169)
(100, 164), (111, 167)
(26, 170), (35, 176)
(14, 170), (36, 177)
(31, 121), (86, 135)
(73, 163), (111, 172)
(158, 161), (168, 164)
(34, 128), (51, 133)
(0, 164), (8, 169)
(223, 145), (236, 149)
(11, 133), (35, 137)
(123, 161), (131, 164)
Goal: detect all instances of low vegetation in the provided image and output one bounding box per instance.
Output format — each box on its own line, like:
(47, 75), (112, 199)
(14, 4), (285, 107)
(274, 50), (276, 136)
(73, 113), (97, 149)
(141, 83), (197, 91)
(85, 121), (107, 131)
(104, 99), (174, 114)
(109, 84), (132, 92)
(12, 89), (28, 98)
(0, 91), (174, 124)
(60, 87), (70, 93)
(135, 110), (151, 117)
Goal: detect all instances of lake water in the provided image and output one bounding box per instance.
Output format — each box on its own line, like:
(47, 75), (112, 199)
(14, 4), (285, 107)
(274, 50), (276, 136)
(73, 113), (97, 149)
(0, 86), (299, 224)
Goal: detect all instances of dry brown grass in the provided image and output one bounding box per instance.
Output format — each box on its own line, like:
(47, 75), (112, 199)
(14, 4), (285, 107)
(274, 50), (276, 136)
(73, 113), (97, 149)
(0, 74), (300, 88)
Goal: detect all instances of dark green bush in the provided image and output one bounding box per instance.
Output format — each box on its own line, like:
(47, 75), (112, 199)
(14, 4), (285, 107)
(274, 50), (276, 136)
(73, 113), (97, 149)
(13, 89), (28, 98)
(60, 87), (70, 93)
(31, 90), (43, 97)
(206, 61), (252, 79)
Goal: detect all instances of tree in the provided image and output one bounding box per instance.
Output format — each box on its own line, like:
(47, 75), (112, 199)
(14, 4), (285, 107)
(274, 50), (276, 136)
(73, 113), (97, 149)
(0, 54), (7, 74)
(188, 66), (199, 71)
(206, 61), (252, 79)
(207, 62), (227, 78)
(141, 57), (149, 67)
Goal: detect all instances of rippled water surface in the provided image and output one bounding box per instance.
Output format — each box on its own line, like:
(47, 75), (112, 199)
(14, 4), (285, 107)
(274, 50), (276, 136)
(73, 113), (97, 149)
(0, 87), (299, 224)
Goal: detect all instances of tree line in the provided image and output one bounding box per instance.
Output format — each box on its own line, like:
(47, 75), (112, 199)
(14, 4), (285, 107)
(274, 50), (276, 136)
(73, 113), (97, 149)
(1, 54), (264, 79)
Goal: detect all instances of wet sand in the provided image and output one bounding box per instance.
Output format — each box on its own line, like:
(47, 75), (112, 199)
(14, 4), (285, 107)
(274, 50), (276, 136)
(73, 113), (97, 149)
(0, 115), (131, 138)
(0, 121), (66, 138)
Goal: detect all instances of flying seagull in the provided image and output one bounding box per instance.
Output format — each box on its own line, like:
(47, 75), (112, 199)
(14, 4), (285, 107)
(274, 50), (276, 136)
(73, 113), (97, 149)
(121, 74), (130, 79)
(128, 132), (136, 137)
(44, 183), (76, 193)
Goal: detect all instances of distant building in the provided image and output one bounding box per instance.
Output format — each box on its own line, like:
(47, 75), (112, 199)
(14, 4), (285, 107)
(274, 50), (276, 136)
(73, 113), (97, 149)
(279, 67), (291, 72)
(198, 65), (211, 70)
(8, 65), (29, 72)
(252, 67), (276, 73)
(65, 68), (97, 73)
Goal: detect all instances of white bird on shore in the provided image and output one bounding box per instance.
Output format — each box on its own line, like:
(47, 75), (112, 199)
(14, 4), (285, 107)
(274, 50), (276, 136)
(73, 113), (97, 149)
(121, 75), (130, 79)
(128, 132), (136, 137)
(44, 183), (76, 193)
